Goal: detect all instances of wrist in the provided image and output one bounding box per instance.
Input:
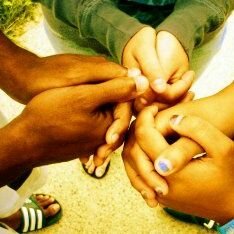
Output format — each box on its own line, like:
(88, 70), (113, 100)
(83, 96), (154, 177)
(0, 32), (39, 102)
(0, 115), (42, 167)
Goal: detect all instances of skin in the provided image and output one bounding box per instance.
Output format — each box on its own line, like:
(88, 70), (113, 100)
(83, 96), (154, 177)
(91, 28), (194, 175)
(0, 30), (149, 231)
(123, 83), (234, 223)
(123, 28), (192, 110)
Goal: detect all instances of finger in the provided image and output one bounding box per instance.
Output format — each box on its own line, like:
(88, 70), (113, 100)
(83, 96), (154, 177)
(137, 54), (168, 94)
(151, 91), (194, 111)
(95, 156), (111, 178)
(93, 144), (113, 167)
(134, 89), (194, 114)
(123, 160), (158, 208)
(155, 137), (203, 176)
(170, 115), (233, 158)
(128, 142), (169, 196)
(127, 68), (142, 77)
(155, 71), (194, 103)
(123, 55), (141, 70)
(92, 76), (149, 106)
(179, 91), (195, 103)
(133, 31), (167, 93)
(135, 106), (169, 159)
(106, 102), (132, 145)
(86, 61), (128, 81)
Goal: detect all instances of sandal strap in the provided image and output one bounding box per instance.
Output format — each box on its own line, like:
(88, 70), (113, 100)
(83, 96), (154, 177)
(20, 206), (44, 232)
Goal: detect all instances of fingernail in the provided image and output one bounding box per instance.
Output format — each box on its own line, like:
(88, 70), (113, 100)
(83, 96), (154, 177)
(155, 187), (165, 196)
(141, 190), (148, 199)
(170, 115), (184, 126)
(133, 75), (149, 94)
(151, 78), (167, 93)
(140, 97), (148, 105)
(155, 159), (172, 174)
(146, 199), (158, 208)
(127, 68), (141, 77)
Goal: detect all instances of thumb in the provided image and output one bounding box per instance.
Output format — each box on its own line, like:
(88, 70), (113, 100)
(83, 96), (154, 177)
(155, 115), (233, 176)
(92, 76), (149, 106)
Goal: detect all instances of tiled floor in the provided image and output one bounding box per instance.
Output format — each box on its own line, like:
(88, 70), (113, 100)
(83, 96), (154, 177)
(1, 9), (234, 234)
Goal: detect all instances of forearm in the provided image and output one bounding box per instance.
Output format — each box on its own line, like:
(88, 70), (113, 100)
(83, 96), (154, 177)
(37, 0), (145, 62)
(0, 31), (38, 100)
(156, 0), (234, 59)
(0, 116), (39, 187)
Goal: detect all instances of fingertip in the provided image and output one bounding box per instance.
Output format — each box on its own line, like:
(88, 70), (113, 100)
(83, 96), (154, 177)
(133, 75), (149, 94)
(151, 78), (167, 93)
(127, 67), (142, 77)
(182, 70), (195, 84)
(154, 158), (173, 176)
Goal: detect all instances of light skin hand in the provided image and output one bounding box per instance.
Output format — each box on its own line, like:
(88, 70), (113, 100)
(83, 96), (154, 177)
(122, 27), (192, 112)
(153, 83), (234, 176)
(124, 104), (234, 222)
(0, 75), (147, 187)
(156, 115), (234, 224)
(122, 106), (169, 208)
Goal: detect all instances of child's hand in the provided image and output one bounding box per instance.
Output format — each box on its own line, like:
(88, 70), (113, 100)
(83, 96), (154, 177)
(123, 27), (192, 112)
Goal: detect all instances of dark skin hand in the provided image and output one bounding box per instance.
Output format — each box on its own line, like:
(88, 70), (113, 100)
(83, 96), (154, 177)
(0, 74), (148, 187)
(0, 31), (128, 104)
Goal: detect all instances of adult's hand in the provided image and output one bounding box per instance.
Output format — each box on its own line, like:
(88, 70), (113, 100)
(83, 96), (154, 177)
(156, 115), (234, 224)
(123, 82), (234, 208)
(0, 74), (148, 186)
(0, 31), (128, 104)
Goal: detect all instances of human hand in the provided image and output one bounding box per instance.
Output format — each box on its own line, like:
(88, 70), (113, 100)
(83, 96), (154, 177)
(129, 84), (234, 198)
(123, 103), (234, 223)
(122, 106), (169, 208)
(122, 27), (192, 112)
(155, 115), (234, 224)
(1, 44), (128, 104)
(152, 83), (234, 175)
(3, 74), (149, 177)
(90, 69), (145, 177)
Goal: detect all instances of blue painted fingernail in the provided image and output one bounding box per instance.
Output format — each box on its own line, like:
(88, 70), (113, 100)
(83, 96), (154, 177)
(155, 159), (172, 174)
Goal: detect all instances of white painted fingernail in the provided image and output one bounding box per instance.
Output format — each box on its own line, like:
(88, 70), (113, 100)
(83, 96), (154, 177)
(151, 78), (167, 93)
(133, 75), (149, 94)
(128, 68), (141, 77)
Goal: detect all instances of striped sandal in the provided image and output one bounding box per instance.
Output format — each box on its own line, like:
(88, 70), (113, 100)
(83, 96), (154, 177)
(17, 195), (62, 233)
